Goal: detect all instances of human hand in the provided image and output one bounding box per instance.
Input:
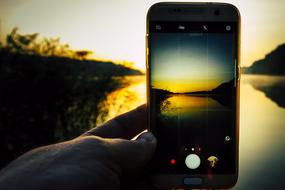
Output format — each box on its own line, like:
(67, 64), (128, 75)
(0, 105), (157, 190)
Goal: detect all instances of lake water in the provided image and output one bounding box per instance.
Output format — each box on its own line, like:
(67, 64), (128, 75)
(97, 74), (285, 189)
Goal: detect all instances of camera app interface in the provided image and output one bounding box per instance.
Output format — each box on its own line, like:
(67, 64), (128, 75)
(149, 22), (238, 175)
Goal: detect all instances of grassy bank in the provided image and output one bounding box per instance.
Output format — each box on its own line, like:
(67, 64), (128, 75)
(0, 49), (142, 168)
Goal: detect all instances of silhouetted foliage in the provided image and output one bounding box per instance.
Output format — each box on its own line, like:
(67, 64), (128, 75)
(4, 28), (93, 59)
(0, 28), (143, 169)
(6, 28), (39, 54)
(74, 50), (93, 60)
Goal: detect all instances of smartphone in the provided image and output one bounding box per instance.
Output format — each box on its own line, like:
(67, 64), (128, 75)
(146, 2), (240, 189)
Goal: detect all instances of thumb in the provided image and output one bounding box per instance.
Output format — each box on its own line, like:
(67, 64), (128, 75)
(109, 132), (156, 175)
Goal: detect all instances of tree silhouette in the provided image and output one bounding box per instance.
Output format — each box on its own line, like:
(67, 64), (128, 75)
(6, 27), (38, 54)
(4, 27), (93, 59)
(74, 50), (93, 60)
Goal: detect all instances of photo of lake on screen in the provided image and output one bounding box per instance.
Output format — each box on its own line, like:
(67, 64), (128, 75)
(101, 74), (285, 188)
(93, 73), (285, 189)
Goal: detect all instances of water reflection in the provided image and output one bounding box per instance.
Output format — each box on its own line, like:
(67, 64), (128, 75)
(161, 95), (229, 116)
(99, 74), (285, 188)
(235, 75), (285, 189)
(156, 93), (235, 173)
(243, 75), (285, 108)
(96, 76), (146, 125)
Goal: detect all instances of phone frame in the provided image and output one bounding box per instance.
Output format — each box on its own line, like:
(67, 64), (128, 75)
(146, 2), (241, 189)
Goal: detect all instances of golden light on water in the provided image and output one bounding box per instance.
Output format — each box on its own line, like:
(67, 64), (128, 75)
(168, 95), (210, 108)
(237, 75), (285, 188)
(96, 76), (146, 125)
(95, 75), (285, 188)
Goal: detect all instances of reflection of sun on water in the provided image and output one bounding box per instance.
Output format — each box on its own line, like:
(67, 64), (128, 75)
(168, 95), (209, 108)
(153, 79), (220, 93)
(95, 74), (285, 188)
(240, 75), (285, 157)
(96, 76), (146, 125)
(236, 75), (285, 189)
(161, 95), (227, 117)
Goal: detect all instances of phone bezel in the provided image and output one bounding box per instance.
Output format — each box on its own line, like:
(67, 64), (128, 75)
(146, 2), (241, 189)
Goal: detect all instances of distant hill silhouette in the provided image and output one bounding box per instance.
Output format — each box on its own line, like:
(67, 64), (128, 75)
(210, 79), (235, 107)
(242, 44), (285, 75)
(151, 88), (173, 95)
(183, 79), (234, 96)
(185, 79), (234, 107)
(211, 79), (234, 95)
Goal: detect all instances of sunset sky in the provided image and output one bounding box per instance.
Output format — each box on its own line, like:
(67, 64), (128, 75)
(0, 0), (284, 71)
(151, 33), (234, 93)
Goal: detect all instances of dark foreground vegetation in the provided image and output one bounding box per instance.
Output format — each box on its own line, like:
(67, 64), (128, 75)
(0, 28), (142, 169)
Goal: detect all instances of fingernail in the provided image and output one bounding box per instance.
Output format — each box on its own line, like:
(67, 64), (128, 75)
(137, 132), (156, 143)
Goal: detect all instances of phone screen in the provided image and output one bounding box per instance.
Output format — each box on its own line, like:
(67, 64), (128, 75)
(148, 21), (238, 175)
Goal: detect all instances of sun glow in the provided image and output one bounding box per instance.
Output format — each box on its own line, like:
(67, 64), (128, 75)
(1, 0), (285, 71)
(152, 79), (220, 93)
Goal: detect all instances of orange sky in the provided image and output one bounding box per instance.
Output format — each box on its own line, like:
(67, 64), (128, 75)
(0, 0), (284, 71)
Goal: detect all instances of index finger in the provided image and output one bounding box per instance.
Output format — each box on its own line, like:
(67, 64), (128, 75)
(81, 104), (147, 139)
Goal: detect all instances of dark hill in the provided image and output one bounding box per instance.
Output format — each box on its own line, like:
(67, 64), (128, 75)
(184, 79), (234, 96)
(242, 44), (285, 75)
(0, 50), (142, 169)
(210, 79), (235, 107)
(211, 79), (234, 95)
(0, 51), (143, 76)
(184, 79), (235, 107)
